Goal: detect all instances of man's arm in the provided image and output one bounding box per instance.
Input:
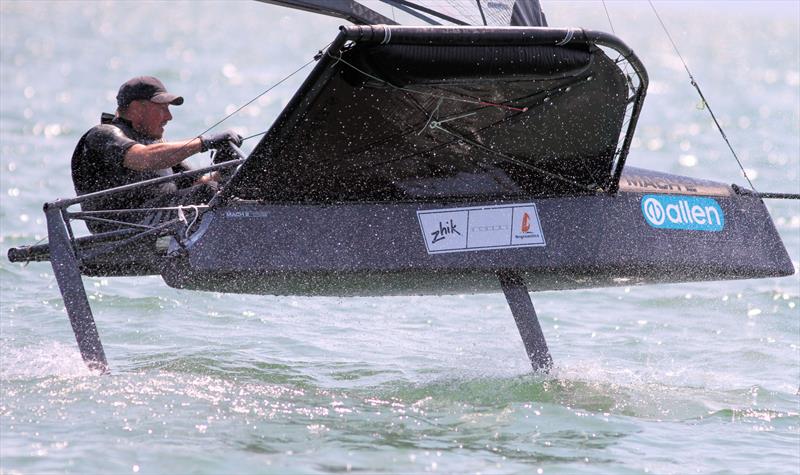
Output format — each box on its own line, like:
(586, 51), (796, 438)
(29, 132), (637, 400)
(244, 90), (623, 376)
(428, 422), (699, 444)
(122, 130), (243, 172)
(123, 139), (203, 172)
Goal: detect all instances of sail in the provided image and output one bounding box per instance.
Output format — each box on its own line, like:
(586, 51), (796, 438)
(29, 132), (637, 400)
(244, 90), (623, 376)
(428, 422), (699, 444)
(258, 0), (547, 26)
(509, 0), (548, 26)
(255, 0), (397, 25)
(223, 26), (647, 204)
(377, 0), (547, 26)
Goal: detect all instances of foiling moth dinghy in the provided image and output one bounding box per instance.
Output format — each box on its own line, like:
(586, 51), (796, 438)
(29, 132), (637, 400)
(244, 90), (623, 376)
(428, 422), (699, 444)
(7, 3), (795, 374)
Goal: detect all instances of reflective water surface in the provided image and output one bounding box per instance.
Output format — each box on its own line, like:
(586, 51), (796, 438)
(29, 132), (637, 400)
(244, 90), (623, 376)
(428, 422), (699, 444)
(1, 1), (798, 474)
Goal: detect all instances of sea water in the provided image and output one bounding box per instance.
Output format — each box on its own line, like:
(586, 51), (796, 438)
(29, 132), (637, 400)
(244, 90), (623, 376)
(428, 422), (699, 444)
(1, 1), (798, 474)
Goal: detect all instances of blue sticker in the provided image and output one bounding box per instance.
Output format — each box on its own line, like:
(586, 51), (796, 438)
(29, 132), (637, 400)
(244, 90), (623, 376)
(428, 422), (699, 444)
(641, 194), (725, 232)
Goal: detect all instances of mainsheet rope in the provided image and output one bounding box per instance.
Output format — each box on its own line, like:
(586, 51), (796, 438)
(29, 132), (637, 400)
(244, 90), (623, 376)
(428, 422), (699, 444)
(177, 205), (202, 239)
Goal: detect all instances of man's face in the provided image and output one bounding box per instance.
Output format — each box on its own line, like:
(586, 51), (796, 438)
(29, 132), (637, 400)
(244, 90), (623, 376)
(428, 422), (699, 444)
(128, 100), (173, 139)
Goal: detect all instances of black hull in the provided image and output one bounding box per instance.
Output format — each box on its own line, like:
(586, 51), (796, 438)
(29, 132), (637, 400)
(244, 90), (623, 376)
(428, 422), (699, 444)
(161, 169), (793, 296)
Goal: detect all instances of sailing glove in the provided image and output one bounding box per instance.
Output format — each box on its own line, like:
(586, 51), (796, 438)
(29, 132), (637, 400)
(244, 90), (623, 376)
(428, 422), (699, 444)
(200, 130), (243, 152)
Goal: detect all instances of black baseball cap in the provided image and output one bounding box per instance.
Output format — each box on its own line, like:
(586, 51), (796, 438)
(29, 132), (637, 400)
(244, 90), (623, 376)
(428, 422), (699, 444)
(116, 76), (184, 108)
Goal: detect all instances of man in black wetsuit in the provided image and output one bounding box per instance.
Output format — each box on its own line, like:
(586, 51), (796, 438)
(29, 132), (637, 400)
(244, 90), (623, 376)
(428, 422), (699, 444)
(71, 76), (241, 233)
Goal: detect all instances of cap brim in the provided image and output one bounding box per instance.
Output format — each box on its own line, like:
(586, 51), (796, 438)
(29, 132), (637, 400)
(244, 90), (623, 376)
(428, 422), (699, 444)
(151, 93), (184, 106)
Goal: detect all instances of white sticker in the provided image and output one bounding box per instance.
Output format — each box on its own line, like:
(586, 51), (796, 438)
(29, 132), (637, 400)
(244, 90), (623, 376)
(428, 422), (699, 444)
(417, 203), (545, 254)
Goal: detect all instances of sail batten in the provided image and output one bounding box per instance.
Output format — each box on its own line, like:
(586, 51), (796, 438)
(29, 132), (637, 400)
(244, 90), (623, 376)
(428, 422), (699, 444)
(255, 0), (398, 25)
(259, 0), (547, 26)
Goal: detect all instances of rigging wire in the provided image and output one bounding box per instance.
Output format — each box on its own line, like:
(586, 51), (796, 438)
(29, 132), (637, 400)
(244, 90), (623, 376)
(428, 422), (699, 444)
(328, 50), (528, 112)
(326, 50), (599, 191)
(52, 47), (328, 246)
(476, 0), (487, 26)
(242, 130), (268, 142)
(601, 0), (616, 34)
(196, 54), (320, 139)
(63, 47), (321, 208)
(431, 122), (598, 191)
(137, 42), (332, 170)
(647, 0), (758, 192)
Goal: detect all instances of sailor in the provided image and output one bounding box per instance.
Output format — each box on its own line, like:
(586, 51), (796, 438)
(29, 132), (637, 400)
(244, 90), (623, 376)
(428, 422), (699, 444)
(71, 75), (242, 233)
